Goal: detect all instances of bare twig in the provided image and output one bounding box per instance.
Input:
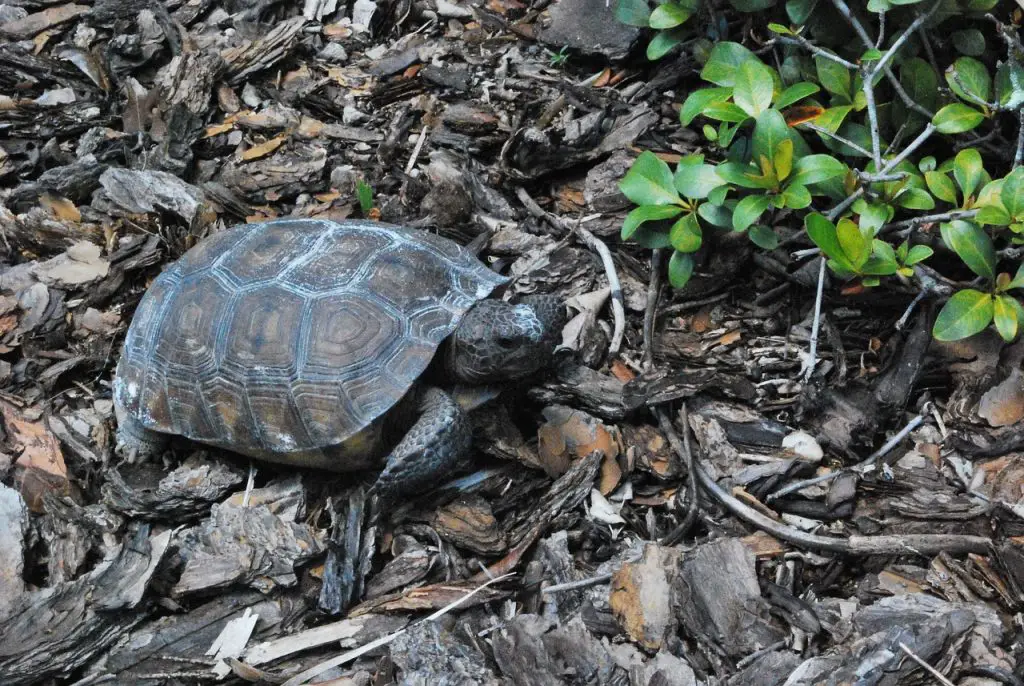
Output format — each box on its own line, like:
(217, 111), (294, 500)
(657, 405), (700, 546)
(572, 222), (626, 357)
(801, 257), (828, 383)
(764, 410), (929, 502)
(691, 446), (992, 556)
(643, 249), (663, 370)
(798, 122), (873, 158)
(514, 187), (625, 357)
(775, 36), (857, 69)
(542, 573), (614, 594)
(279, 573), (515, 686)
(862, 71), (883, 170)
(897, 643), (956, 686)
(1016, 109), (1024, 167)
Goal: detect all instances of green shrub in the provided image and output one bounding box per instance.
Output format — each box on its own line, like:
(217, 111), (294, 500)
(615, 0), (1024, 343)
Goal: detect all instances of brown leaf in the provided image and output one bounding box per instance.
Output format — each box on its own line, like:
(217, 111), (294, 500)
(609, 544), (680, 650)
(40, 193), (81, 222)
(593, 68), (612, 88)
(609, 359), (635, 382)
(239, 134), (288, 161)
(537, 406), (619, 478)
(2, 401), (68, 512)
(977, 367), (1024, 427)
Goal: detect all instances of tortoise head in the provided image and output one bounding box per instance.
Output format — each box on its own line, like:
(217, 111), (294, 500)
(447, 295), (566, 384)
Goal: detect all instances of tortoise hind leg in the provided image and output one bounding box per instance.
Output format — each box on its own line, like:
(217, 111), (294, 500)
(114, 405), (170, 462)
(369, 387), (472, 504)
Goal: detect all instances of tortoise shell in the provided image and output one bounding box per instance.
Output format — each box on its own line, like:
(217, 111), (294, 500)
(113, 218), (508, 466)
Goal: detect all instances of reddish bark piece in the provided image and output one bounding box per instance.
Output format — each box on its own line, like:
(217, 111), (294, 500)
(2, 401), (68, 513)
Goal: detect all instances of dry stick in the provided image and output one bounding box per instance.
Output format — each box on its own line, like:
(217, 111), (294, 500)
(897, 643), (957, 686)
(1016, 109), (1024, 168)
(642, 249), (663, 370)
(514, 187), (626, 356)
(542, 573), (614, 595)
(278, 573), (515, 686)
(657, 405), (700, 546)
(692, 447), (991, 557)
(764, 411), (928, 503)
(574, 222), (626, 357)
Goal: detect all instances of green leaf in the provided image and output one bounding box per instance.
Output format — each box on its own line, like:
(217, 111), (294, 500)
(940, 219), (996, 279)
(837, 217), (870, 269)
(357, 179), (374, 214)
(621, 205), (684, 240)
(815, 55), (851, 99)
(952, 29), (986, 57)
(728, 0), (775, 9)
(716, 162), (775, 189)
(767, 22), (792, 35)
(703, 102), (751, 123)
(978, 203), (1013, 226)
(933, 289), (994, 341)
(1000, 167), (1024, 220)
(680, 87), (733, 126)
(781, 183), (811, 209)
(697, 202), (732, 228)
(945, 56), (992, 104)
(674, 158), (725, 199)
(953, 148), (983, 201)
(752, 109), (792, 168)
(785, 0), (816, 23)
(649, 3), (691, 28)
(668, 251), (694, 288)
(700, 42), (758, 87)
(620, 151), (680, 206)
(774, 139), (794, 182)
(905, 245), (933, 266)
(900, 58), (938, 115)
(733, 59), (776, 117)
(925, 171), (957, 204)
(993, 295), (1019, 341)
(995, 61), (1024, 109)
(733, 194), (772, 232)
(632, 225), (673, 249)
(1006, 263), (1024, 290)
(896, 188), (936, 211)
(748, 225), (780, 249)
(806, 212), (843, 259)
(862, 240), (899, 275)
(646, 30), (684, 61)
(669, 213), (703, 252)
(790, 154), (847, 187)
(932, 103), (985, 134)
(775, 82), (820, 109)
(613, 0), (651, 26)
(853, 199), (892, 234)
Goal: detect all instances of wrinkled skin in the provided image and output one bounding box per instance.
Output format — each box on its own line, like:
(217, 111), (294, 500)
(371, 294), (566, 503)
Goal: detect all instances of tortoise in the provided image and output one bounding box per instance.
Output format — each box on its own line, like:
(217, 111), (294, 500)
(112, 218), (565, 501)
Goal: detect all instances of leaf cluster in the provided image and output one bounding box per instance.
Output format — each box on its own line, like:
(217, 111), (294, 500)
(615, 0), (1024, 344)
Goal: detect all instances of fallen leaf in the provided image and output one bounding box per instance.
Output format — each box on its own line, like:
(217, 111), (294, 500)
(40, 192), (81, 222)
(2, 400), (68, 512)
(240, 134), (288, 161)
(593, 68), (612, 88)
(978, 367), (1024, 427)
(537, 406), (619, 478)
(609, 359), (635, 382)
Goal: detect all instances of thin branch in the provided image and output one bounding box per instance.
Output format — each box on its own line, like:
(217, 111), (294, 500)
(898, 643), (956, 686)
(1016, 109), (1024, 167)
(798, 122), (873, 158)
(775, 36), (858, 70)
(883, 208), (979, 237)
(870, 0), (942, 78)
(643, 249), (663, 370)
(765, 410), (928, 502)
(657, 405), (700, 546)
(880, 124), (936, 175)
(802, 256), (827, 383)
(542, 573), (614, 594)
(689, 444), (992, 556)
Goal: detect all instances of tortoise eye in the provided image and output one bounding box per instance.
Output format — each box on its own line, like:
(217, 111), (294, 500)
(496, 336), (517, 349)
